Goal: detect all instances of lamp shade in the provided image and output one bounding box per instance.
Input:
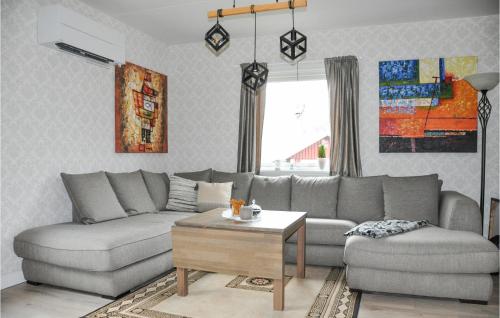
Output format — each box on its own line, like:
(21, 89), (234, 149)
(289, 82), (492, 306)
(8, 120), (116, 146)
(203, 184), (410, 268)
(280, 29), (307, 60)
(242, 61), (268, 91)
(464, 72), (499, 91)
(205, 22), (230, 51)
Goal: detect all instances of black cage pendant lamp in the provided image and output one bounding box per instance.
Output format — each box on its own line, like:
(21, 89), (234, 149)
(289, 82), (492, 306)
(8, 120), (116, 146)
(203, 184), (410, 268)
(242, 8), (268, 91)
(205, 9), (230, 52)
(280, 0), (307, 61)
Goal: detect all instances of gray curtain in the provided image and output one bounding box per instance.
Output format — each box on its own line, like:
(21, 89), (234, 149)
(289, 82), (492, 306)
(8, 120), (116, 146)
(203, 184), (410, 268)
(324, 56), (362, 177)
(237, 63), (267, 173)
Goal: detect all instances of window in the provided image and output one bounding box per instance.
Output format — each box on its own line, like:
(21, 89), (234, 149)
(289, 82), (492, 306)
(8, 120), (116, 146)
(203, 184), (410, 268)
(261, 79), (330, 173)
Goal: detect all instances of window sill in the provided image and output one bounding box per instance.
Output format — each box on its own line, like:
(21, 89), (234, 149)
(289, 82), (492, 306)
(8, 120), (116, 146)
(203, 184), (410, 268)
(259, 170), (330, 177)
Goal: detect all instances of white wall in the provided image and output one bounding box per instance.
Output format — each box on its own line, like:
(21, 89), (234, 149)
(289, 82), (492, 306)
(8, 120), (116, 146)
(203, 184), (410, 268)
(1, 0), (498, 288)
(164, 16), (499, 223)
(0, 0), (179, 287)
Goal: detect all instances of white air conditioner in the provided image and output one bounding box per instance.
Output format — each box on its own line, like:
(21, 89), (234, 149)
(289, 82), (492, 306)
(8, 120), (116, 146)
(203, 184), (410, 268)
(38, 5), (125, 65)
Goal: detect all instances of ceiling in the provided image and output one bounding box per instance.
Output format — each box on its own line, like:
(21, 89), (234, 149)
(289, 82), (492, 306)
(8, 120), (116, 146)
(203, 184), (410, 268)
(81, 0), (499, 45)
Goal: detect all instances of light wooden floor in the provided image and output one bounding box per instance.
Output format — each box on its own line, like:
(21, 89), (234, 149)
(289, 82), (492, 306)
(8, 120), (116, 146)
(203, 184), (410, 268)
(1, 275), (498, 318)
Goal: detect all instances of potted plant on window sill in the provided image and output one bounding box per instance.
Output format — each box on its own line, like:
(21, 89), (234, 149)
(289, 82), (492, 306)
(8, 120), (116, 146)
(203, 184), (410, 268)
(318, 144), (327, 170)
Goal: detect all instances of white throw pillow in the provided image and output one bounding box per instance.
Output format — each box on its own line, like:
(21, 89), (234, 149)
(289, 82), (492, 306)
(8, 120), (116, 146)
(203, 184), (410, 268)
(197, 181), (233, 212)
(165, 176), (198, 212)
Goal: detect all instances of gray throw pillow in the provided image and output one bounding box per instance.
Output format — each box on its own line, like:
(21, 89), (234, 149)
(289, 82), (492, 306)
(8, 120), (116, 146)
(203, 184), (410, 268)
(212, 170), (254, 203)
(249, 176), (291, 211)
(174, 168), (212, 182)
(166, 176), (198, 212)
(383, 174), (440, 225)
(106, 171), (157, 215)
(61, 171), (127, 224)
(291, 175), (340, 218)
(141, 170), (170, 211)
(337, 175), (387, 223)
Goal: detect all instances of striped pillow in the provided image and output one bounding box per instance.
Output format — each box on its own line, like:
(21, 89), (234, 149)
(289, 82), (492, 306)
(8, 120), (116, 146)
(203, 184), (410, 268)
(165, 176), (198, 212)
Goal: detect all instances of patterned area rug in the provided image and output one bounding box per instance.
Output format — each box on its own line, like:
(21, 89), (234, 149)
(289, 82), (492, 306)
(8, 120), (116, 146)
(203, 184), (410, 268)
(226, 274), (293, 292)
(84, 266), (361, 318)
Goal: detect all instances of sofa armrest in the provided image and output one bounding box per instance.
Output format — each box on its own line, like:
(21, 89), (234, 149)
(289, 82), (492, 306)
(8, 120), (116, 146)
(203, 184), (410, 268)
(439, 191), (482, 234)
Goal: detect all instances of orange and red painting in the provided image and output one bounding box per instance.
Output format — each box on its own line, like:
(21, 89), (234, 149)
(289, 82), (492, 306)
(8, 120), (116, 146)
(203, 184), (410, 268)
(115, 62), (168, 153)
(379, 56), (477, 152)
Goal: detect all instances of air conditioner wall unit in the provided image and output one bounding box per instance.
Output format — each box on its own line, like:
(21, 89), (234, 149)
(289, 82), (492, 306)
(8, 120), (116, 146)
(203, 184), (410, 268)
(38, 5), (125, 64)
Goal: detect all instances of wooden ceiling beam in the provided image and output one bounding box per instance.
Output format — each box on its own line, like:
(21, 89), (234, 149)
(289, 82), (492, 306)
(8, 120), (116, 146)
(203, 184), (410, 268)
(208, 0), (307, 18)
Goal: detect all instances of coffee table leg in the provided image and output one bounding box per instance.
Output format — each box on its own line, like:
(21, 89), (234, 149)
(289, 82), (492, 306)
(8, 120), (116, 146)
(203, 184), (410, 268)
(297, 222), (306, 278)
(273, 278), (284, 310)
(177, 267), (188, 296)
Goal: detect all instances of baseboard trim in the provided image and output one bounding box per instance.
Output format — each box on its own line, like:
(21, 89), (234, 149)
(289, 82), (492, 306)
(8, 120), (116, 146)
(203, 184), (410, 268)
(2, 271), (25, 289)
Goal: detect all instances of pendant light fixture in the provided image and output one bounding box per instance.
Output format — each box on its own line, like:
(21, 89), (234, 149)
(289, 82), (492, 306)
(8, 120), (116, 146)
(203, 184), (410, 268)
(242, 6), (268, 91)
(205, 9), (230, 52)
(280, 0), (307, 61)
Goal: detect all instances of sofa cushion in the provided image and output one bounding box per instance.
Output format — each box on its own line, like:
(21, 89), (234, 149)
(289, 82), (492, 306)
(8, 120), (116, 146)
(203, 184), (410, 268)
(344, 226), (499, 274)
(106, 171), (157, 215)
(141, 170), (170, 211)
(291, 175), (340, 218)
(13, 212), (194, 272)
(383, 174), (439, 225)
(166, 176), (198, 212)
(197, 181), (232, 212)
(249, 176), (291, 211)
(212, 170), (254, 203)
(61, 171), (127, 224)
(337, 175), (386, 223)
(174, 168), (212, 182)
(287, 218), (357, 246)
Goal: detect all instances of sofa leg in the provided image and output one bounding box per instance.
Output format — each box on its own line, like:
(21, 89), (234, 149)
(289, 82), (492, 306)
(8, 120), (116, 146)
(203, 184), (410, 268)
(101, 295), (117, 300)
(26, 281), (41, 286)
(101, 291), (129, 300)
(459, 299), (488, 305)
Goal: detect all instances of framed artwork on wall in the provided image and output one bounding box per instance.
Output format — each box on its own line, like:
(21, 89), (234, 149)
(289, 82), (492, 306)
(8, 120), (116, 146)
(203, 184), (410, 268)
(379, 56), (477, 153)
(115, 62), (168, 153)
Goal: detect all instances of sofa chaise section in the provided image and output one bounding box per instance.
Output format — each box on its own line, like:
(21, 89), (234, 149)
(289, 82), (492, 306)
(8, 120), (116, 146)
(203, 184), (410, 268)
(22, 252), (172, 298)
(14, 212), (194, 297)
(344, 191), (499, 302)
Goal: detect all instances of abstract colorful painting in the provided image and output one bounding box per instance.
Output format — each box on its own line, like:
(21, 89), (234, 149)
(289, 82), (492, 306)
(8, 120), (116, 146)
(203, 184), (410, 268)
(379, 56), (477, 152)
(115, 62), (168, 153)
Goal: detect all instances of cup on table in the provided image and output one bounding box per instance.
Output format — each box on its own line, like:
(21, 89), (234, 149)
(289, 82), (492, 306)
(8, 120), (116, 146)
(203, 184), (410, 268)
(230, 198), (245, 216)
(240, 206), (253, 220)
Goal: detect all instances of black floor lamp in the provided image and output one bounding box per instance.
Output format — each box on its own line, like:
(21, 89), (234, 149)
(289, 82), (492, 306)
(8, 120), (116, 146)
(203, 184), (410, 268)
(464, 72), (499, 235)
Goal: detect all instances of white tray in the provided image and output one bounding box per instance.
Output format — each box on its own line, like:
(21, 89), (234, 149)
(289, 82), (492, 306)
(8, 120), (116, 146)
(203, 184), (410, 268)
(221, 209), (261, 222)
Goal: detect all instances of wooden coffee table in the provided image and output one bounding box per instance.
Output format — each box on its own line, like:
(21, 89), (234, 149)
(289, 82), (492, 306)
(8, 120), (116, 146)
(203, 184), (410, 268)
(172, 208), (306, 311)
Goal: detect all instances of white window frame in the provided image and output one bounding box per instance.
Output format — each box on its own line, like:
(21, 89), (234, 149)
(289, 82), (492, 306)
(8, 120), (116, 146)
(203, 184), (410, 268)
(260, 60), (330, 177)
(267, 60), (326, 83)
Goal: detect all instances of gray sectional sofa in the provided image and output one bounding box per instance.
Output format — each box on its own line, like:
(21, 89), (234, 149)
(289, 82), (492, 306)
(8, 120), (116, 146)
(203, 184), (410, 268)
(14, 169), (498, 303)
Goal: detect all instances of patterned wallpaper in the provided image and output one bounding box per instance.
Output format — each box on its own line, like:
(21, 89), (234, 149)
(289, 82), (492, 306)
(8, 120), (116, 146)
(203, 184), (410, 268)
(1, 0), (178, 286)
(1, 0), (498, 287)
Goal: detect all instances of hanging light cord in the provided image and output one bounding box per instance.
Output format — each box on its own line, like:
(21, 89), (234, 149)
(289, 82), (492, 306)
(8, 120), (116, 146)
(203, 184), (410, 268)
(296, 61), (299, 81)
(216, 9), (222, 23)
(252, 6), (256, 62)
(233, 0), (236, 8)
(289, 1), (295, 29)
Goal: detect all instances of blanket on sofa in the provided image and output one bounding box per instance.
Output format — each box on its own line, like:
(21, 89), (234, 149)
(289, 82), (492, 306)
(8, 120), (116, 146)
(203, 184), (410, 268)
(344, 219), (429, 239)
